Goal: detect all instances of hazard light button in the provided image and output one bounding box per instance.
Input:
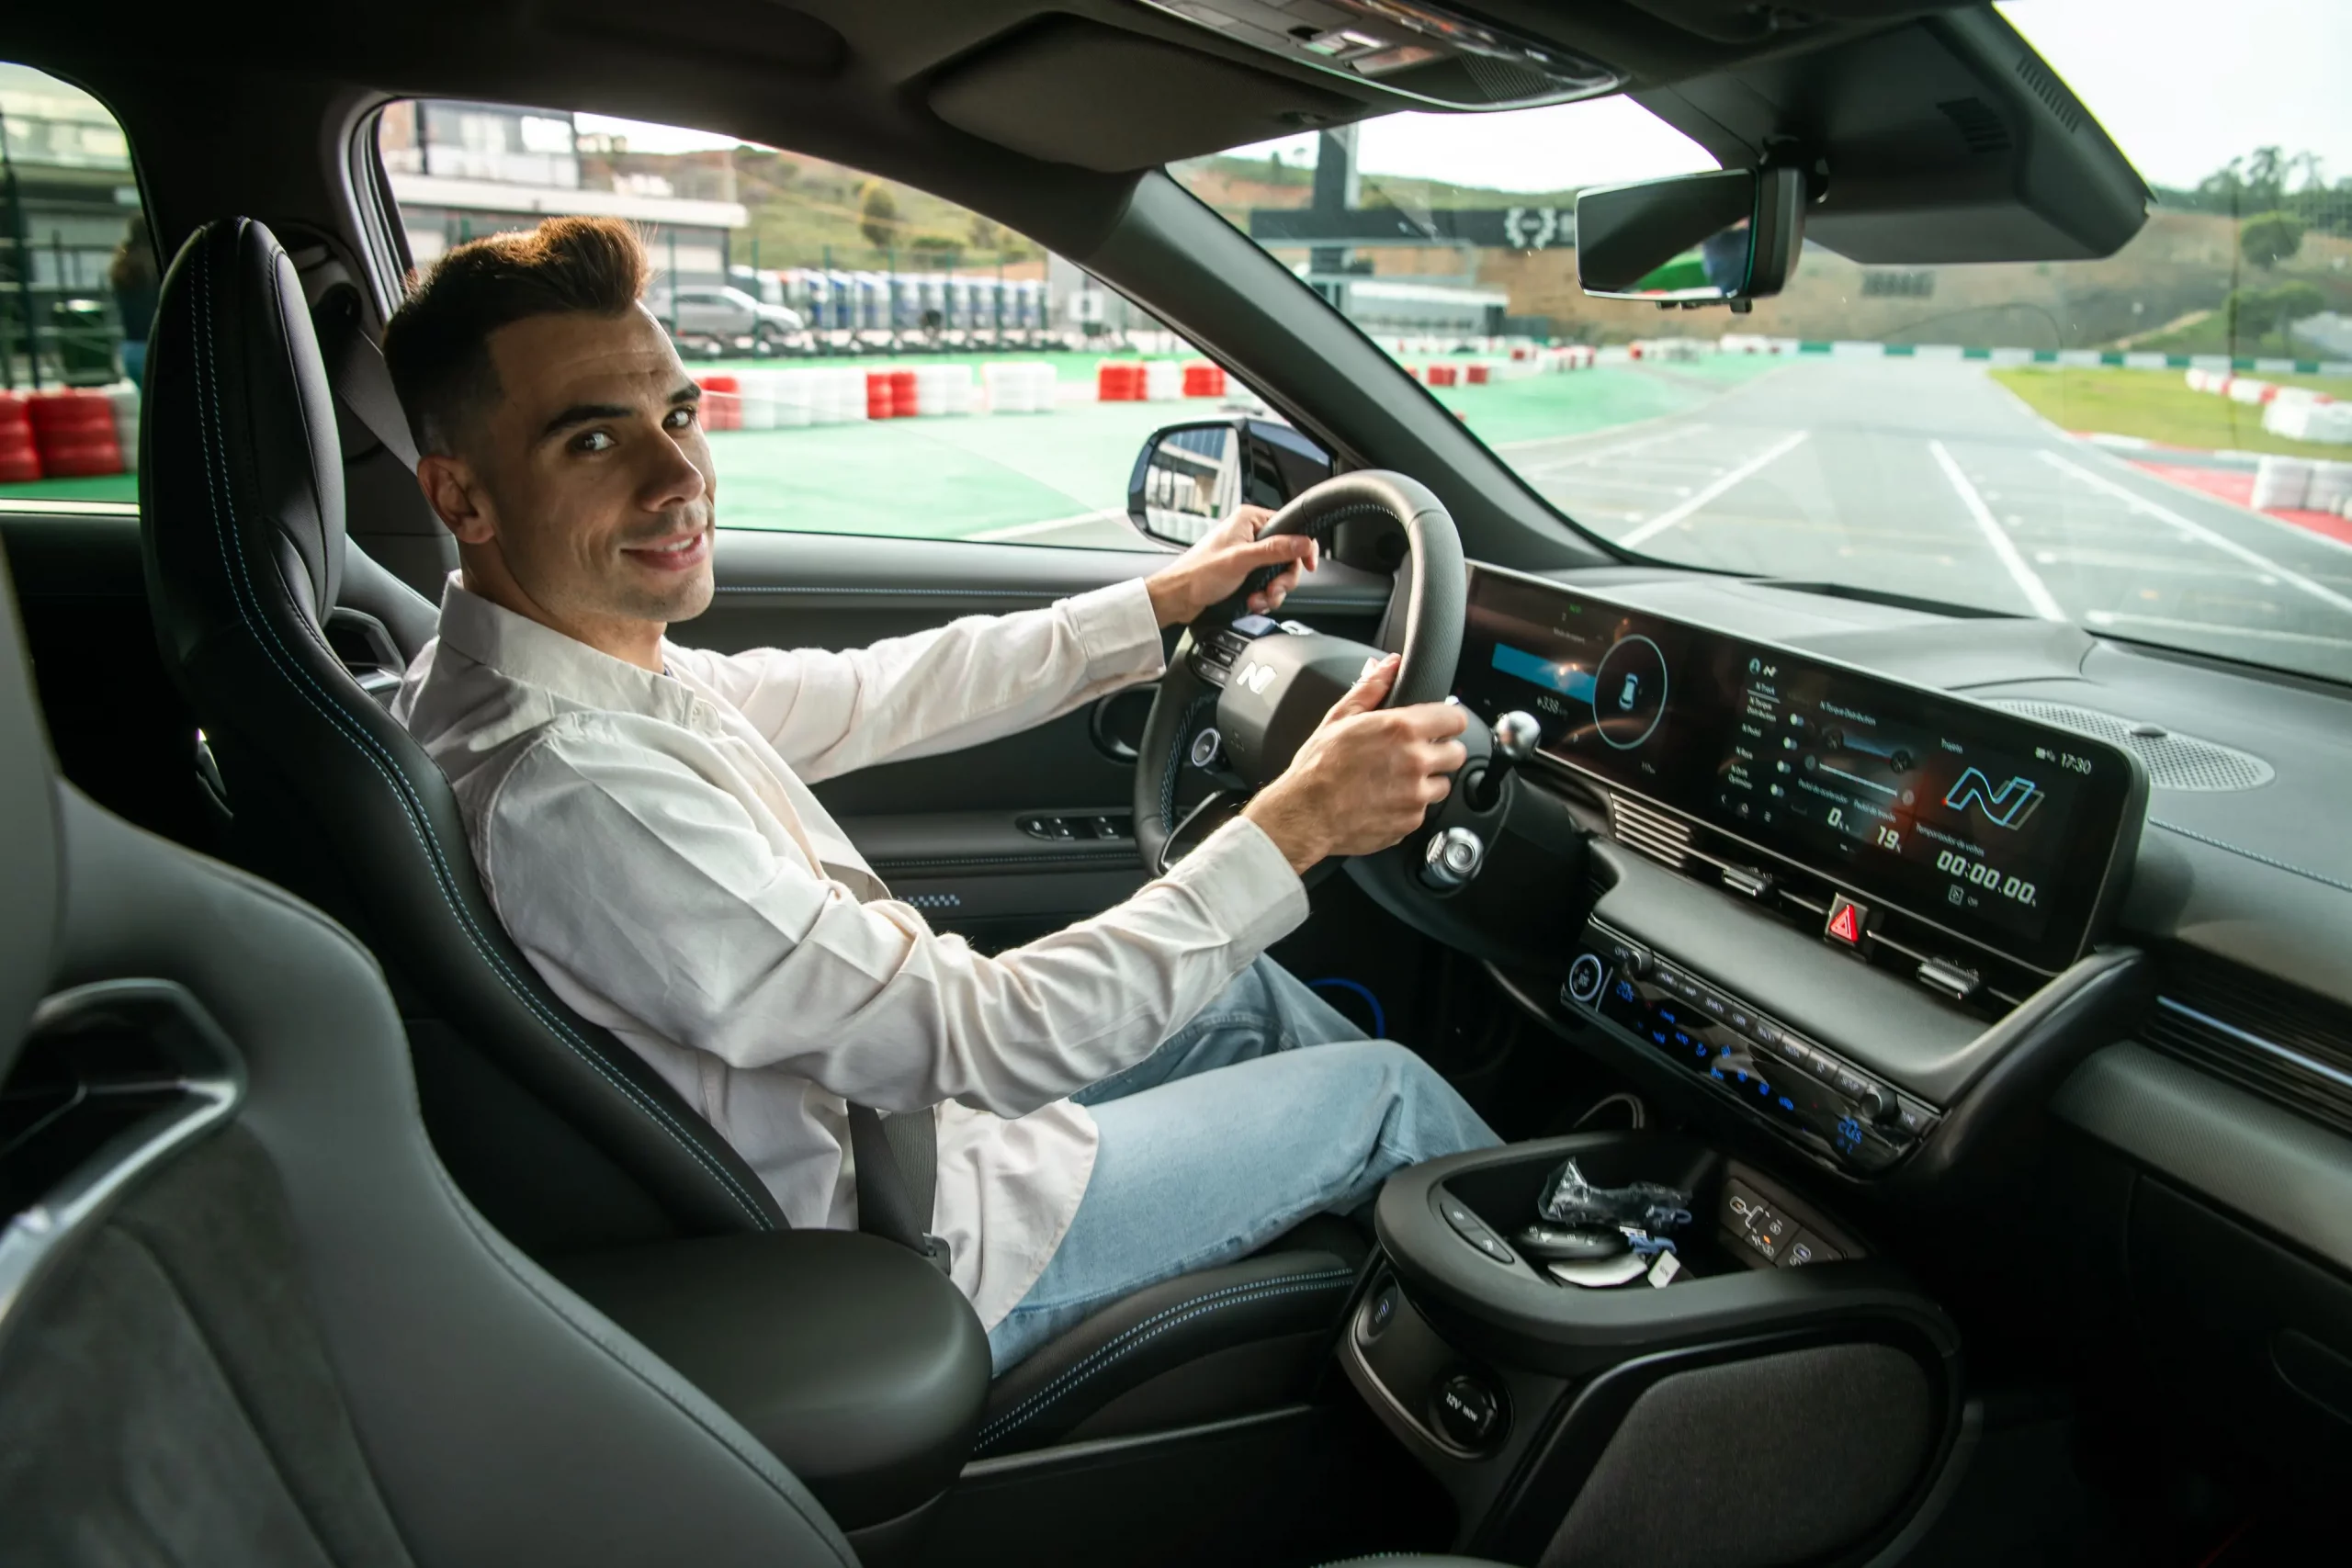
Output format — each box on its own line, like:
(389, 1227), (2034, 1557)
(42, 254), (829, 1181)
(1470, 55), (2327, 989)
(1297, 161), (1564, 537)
(1825, 894), (1870, 949)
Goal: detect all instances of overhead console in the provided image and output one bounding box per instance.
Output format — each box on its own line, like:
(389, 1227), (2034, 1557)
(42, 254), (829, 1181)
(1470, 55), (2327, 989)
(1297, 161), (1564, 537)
(1455, 565), (2152, 1181)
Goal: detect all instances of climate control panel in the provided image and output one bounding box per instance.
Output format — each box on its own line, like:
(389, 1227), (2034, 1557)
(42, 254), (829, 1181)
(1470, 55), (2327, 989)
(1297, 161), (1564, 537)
(1562, 920), (1940, 1175)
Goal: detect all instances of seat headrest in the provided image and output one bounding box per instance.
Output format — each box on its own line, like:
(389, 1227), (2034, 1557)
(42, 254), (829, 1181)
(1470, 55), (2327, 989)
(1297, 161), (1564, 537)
(0, 555), (62, 1077)
(144, 217), (348, 658)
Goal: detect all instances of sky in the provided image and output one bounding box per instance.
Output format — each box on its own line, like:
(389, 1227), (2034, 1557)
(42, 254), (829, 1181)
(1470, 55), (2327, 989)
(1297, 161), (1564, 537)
(578, 0), (2350, 194)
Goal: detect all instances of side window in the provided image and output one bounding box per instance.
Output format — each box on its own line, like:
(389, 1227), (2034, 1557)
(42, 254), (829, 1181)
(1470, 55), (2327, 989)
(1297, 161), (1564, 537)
(0, 62), (153, 509)
(376, 100), (1219, 551)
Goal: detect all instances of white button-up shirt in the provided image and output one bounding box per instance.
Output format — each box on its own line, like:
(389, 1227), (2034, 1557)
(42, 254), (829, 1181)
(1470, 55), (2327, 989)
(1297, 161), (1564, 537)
(394, 573), (1309, 1326)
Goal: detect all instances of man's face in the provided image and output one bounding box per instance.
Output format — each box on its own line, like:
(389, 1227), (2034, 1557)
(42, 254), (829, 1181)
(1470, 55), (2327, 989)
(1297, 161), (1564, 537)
(429, 305), (717, 644)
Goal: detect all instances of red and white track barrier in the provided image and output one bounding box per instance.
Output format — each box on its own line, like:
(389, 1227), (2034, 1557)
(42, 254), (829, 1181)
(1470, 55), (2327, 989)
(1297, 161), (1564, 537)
(26, 389), (122, 477)
(983, 362), (1057, 412)
(0, 392), (39, 482)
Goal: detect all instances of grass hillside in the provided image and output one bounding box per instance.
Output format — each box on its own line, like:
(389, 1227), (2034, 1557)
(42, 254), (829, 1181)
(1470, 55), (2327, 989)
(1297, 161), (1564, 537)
(726, 147), (1043, 274)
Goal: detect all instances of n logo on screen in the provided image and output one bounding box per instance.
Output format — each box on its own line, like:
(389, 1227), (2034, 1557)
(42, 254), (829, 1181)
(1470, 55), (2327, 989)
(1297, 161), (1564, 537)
(1942, 768), (2044, 829)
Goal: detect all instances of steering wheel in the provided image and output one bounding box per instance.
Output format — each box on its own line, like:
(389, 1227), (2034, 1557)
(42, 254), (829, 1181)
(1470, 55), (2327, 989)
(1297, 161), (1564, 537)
(1132, 470), (1468, 875)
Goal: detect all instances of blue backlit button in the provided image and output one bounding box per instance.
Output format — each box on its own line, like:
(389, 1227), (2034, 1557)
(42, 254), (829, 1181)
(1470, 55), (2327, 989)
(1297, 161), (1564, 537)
(1836, 1114), (1864, 1152)
(1779, 1229), (1842, 1268)
(1362, 1282), (1400, 1340)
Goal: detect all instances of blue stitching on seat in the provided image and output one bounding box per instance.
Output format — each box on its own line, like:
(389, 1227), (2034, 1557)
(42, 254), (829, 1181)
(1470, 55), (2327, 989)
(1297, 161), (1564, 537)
(978, 1267), (1350, 1447)
(187, 235), (773, 1231)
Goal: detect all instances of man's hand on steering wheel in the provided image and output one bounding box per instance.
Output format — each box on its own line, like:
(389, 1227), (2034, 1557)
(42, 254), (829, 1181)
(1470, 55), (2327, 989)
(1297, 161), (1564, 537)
(1144, 505), (1320, 627)
(1241, 654), (1469, 875)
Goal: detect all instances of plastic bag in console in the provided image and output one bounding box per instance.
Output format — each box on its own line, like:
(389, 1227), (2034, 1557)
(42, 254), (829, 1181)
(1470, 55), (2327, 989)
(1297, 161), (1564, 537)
(1538, 1158), (1692, 1235)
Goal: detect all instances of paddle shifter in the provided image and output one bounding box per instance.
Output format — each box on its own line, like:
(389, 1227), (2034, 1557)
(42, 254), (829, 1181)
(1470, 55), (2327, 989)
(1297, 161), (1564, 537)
(1464, 710), (1541, 813)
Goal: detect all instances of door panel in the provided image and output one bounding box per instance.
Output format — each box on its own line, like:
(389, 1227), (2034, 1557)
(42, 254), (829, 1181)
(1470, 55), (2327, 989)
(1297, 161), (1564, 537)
(673, 528), (1390, 939)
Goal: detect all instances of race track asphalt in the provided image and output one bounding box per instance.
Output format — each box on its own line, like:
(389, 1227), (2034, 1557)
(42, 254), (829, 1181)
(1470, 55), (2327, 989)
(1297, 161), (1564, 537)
(1510, 356), (2352, 685)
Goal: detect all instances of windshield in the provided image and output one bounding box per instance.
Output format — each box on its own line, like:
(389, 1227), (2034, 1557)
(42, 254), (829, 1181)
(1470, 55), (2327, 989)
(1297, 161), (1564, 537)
(1170, 0), (2352, 685)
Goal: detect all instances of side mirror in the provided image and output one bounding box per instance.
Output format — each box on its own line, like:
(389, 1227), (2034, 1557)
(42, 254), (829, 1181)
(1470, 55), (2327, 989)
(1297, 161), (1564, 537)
(1126, 418), (1333, 548)
(1575, 166), (1806, 307)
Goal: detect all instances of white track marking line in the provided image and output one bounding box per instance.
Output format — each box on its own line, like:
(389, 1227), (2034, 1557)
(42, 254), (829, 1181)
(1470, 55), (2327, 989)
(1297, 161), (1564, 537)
(2085, 610), (2352, 649)
(967, 507), (1126, 541)
(1928, 440), (2066, 620)
(1518, 425), (1702, 476)
(2038, 450), (2352, 616)
(1618, 430), (1809, 547)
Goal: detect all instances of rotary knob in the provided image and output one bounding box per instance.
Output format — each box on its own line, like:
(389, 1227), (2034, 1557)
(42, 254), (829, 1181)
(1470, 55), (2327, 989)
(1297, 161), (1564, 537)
(1419, 827), (1487, 891)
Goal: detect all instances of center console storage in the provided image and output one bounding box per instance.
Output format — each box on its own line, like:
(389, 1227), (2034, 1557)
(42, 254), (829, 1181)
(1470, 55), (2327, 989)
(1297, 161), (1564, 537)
(1345, 1133), (1960, 1565)
(552, 1231), (989, 1557)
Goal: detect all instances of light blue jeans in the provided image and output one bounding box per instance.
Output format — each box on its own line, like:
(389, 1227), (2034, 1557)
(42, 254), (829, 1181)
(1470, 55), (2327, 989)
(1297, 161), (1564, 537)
(987, 956), (1500, 1371)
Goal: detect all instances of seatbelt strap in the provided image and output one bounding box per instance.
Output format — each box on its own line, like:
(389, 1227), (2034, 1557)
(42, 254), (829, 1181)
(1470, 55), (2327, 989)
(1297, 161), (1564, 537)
(311, 288), (422, 470)
(849, 1102), (948, 1271)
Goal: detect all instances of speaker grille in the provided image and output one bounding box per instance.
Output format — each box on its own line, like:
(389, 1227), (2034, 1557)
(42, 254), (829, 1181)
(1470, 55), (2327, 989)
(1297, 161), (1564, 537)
(1937, 96), (2012, 153)
(1987, 701), (2274, 793)
(2013, 52), (2084, 133)
(1607, 792), (1694, 871)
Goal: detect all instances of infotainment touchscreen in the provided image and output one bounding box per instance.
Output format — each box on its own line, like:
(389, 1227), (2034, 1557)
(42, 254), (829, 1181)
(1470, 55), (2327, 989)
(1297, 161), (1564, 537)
(1454, 567), (2144, 972)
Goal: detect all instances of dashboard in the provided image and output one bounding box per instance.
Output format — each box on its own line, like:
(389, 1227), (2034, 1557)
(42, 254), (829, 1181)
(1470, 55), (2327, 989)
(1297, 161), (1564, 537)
(1453, 566), (2147, 977)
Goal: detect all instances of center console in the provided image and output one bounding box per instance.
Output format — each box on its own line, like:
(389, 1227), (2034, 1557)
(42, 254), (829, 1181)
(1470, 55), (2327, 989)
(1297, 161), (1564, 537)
(1342, 1134), (1961, 1564)
(1564, 919), (1938, 1176)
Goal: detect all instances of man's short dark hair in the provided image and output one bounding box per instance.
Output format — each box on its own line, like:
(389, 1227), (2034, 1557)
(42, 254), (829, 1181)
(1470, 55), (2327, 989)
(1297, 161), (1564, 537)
(382, 216), (650, 457)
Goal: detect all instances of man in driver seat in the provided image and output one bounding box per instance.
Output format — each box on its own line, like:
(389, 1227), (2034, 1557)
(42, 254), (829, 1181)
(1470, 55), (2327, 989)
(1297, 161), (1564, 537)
(388, 218), (1495, 1369)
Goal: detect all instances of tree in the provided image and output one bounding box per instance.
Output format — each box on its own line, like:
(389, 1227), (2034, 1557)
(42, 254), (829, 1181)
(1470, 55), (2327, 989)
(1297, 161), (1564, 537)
(2225, 281), (2325, 344)
(857, 181), (900, 254)
(2245, 146), (2286, 204)
(2239, 210), (2306, 269)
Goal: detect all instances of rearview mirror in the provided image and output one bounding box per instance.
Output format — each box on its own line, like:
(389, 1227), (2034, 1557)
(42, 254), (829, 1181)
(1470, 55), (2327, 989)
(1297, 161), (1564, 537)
(1576, 167), (1805, 306)
(1126, 419), (1333, 547)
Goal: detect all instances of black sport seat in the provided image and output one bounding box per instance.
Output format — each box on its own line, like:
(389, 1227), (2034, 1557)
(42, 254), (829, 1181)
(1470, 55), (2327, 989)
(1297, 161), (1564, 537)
(135, 216), (1359, 1450)
(0, 561), (855, 1566)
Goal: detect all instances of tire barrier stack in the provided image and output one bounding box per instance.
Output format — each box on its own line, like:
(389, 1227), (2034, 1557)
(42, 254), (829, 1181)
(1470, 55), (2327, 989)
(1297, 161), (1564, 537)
(2252, 455), (2352, 513)
(699, 376), (743, 432)
(718, 368), (871, 429)
(2181, 367), (2352, 445)
(0, 394), (40, 484)
(1095, 360), (1199, 402)
(1180, 362), (1227, 398)
(107, 384), (141, 473)
(703, 363), (1067, 427)
(983, 361), (1057, 412)
(24, 388), (126, 479)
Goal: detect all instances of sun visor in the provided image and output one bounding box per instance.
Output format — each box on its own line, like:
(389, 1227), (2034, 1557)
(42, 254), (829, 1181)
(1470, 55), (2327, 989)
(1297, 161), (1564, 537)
(929, 17), (1367, 173)
(1635, 7), (2150, 265)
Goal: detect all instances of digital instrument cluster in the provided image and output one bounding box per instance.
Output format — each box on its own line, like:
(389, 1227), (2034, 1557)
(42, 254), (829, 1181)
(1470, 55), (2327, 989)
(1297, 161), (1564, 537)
(1455, 567), (2145, 974)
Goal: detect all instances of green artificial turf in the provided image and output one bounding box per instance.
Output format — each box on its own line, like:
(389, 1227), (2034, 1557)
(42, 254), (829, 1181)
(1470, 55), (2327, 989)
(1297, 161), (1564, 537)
(1991, 367), (2352, 458)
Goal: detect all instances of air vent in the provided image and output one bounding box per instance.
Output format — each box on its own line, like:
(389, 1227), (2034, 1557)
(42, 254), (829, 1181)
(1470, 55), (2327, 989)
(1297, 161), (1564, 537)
(1607, 792), (1694, 872)
(1987, 701), (2273, 793)
(1936, 97), (2012, 154)
(2142, 956), (2352, 1139)
(2012, 54), (2084, 134)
